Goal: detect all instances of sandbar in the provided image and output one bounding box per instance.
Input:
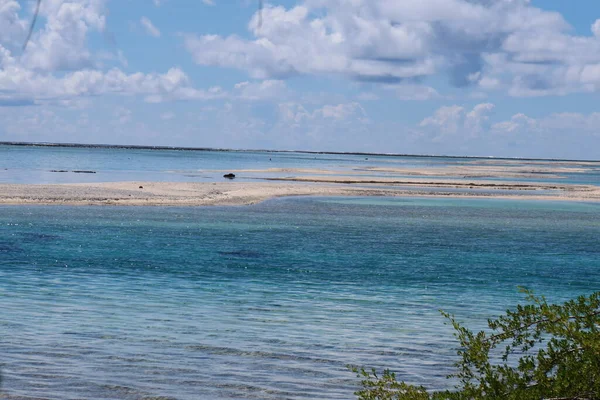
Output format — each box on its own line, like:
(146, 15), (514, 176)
(0, 178), (599, 206)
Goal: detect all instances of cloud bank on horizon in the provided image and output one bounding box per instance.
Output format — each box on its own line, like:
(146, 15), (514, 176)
(0, 0), (599, 158)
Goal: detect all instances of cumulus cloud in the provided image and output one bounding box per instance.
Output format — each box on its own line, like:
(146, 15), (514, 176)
(273, 101), (370, 150)
(420, 105), (465, 134)
(0, 0), (226, 106)
(184, 4), (435, 81)
(488, 111), (600, 158)
(413, 104), (600, 158)
(492, 113), (538, 134)
(465, 103), (495, 134)
(420, 103), (495, 142)
(493, 111), (600, 137)
(0, 1), (27, 47)
(18, 0), (107, 72)
(0, 55), (224, 104)
(183, 0), (600, 96)
(140, 16), (161, 38)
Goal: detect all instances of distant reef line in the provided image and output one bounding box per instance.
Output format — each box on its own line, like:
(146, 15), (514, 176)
(0, 141), (598, 163)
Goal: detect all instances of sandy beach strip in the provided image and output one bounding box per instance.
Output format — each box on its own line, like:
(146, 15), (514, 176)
(0, 178), (599, 206)
(219, 162), (594, 180)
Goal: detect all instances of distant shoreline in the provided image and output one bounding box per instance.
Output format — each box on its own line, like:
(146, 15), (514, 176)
(1, 141), (598, 163)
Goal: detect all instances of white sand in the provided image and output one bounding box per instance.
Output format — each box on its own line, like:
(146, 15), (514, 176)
(0, 178), (599, 206)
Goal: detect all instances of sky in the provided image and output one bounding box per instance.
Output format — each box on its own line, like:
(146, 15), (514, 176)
(1, 0), (600, 159)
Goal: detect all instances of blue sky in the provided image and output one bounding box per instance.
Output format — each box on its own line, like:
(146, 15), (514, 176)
(1, 0), (600, 158)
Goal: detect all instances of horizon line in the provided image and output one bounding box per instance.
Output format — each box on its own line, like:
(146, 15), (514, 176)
(0, 141), (598, 163)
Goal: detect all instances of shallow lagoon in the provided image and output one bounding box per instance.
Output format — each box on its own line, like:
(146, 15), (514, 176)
(2, 145), (599, 185)
(1, 197), (599, 399)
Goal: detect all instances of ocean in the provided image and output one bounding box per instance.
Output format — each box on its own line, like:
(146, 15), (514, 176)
(1, 145), (600, 399)
(2, 144), (600, 185)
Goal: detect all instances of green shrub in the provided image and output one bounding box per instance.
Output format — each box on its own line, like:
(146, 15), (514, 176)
(352, 289), (600, 400)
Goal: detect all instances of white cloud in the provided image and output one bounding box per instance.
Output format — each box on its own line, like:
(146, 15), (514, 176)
(419, 102), (495, 144)
(492, 113), (538, 134)
(272, 101), (370, 150)
(0, 59), (225, 105)
(487, 111), (600, 158)
(278, 102), (310, 125)
(202, 0), (215, 5)
(593, 19), (600, 38)
(317, 103), (366, 120)
(278, 102), (366, 123)
(420, 105), (465, 135)
(233, 80), (288, 100)
(413, 104), (600, 158)
(184, 4), (436, 81)
(465, 103), (494, 134)
(0, 0), (225, 106)
(182, 0), (600, 97)
(0, 1), (27, 47)
(19, 0), (107, 72)
(140, 16), (161, 38)
(493, 111), (600, 137)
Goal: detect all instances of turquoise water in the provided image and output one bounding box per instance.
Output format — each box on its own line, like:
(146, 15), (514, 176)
(1, 197), (599, 399)
(2, 145), (599, 185)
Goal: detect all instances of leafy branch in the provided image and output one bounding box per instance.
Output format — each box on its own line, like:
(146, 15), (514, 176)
(352, 289), (600, 400)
